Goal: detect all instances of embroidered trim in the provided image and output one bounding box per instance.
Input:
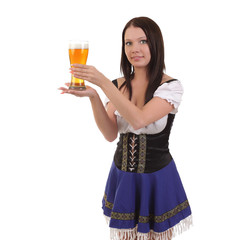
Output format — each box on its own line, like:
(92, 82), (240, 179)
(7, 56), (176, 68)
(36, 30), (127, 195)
(105, 215), (193, 240)
(121, 134), (128, 171)
(138, 200), (189, 223)
(103, 193), (190, 224)
(104, 194), (113, 210)
(137, 134), (147, 173)
(111, 212), (136, 221)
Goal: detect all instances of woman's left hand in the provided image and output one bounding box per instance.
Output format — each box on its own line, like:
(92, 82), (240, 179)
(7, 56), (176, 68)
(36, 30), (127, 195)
(70, 64), (107, 87)
(58, 83), (97, 98)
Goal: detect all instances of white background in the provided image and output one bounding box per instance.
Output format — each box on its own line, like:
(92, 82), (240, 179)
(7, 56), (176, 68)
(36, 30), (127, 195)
(0, 0), (239, 239)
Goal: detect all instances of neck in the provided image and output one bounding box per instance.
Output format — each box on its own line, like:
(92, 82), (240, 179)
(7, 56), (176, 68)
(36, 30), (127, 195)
(133, 67), (148, 83)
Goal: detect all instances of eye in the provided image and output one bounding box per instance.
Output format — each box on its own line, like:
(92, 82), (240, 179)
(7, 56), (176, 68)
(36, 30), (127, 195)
(140, 40), (148, 44)
(125, 41), (132, 46)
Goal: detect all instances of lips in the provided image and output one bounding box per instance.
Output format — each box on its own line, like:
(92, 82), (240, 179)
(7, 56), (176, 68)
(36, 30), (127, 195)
(131, 56), (143, 61)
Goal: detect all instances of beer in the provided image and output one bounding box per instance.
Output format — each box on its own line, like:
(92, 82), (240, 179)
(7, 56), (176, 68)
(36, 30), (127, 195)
(69, 40), (89, 90)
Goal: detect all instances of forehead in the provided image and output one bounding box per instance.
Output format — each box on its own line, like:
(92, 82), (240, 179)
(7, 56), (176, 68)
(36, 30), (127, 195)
(124, 26), (146, 40)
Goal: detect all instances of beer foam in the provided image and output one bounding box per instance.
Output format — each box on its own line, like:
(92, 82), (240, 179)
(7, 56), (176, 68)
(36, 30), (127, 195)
(69, 41), (89, 49)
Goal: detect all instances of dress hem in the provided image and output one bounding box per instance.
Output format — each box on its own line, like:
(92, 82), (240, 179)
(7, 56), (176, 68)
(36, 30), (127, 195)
(104, 214), (193, 240)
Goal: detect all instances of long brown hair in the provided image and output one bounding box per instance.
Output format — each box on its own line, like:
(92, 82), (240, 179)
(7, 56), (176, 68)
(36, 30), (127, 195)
(120, 17), (165, 104)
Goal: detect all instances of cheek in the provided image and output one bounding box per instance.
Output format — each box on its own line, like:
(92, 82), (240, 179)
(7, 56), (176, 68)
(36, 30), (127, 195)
(125, 48), (129, 56)
(146, 46), (151, 55)
(144, 48), (151, 62)
(125, 49), (132, 62)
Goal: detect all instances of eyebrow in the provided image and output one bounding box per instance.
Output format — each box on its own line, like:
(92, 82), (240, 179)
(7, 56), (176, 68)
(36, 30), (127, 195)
(125, 36), (147, 41)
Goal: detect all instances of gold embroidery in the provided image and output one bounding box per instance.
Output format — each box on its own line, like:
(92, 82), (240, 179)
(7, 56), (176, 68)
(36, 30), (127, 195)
(137, 134), (147, 173)
(111, 212), (136, 221)
(104, 194), (113, 210)
(138, 200), (190, 223)
(104, 193), (190, 224)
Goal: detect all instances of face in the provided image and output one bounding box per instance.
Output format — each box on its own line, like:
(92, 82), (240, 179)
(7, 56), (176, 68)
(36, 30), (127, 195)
(124, 26), (151, 69)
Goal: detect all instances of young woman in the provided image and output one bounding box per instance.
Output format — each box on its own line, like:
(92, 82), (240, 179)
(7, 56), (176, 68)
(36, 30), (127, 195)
(59, 17), (192, 240)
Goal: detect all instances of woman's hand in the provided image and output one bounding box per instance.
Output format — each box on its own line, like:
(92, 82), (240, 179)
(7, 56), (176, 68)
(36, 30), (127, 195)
(58, 83), (97, 99)
(70, 64), (108, 87)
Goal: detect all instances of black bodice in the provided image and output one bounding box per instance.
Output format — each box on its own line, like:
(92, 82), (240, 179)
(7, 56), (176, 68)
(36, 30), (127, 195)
(114, 114), (175, 173)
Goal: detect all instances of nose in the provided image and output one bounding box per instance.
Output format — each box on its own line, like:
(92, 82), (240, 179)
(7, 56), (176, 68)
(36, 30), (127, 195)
(131, 42), (140, 53)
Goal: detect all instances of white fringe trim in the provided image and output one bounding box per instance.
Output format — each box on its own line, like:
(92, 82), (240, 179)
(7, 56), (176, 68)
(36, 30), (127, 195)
(104, 215), (193, 240)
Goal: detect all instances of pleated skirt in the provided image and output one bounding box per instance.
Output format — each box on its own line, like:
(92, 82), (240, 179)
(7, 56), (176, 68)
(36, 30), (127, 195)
(102, 160), (192, 240)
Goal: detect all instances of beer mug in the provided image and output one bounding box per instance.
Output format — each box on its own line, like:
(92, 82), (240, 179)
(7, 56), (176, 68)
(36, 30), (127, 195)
(69, 40), (89, 90)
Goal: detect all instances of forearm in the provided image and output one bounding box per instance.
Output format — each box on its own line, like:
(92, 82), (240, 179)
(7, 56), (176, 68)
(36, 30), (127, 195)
(101, 79), (144, 130)
(69, 65), (173, 130)
(89, 92), (118, 142)
(70, 65), (143, 128)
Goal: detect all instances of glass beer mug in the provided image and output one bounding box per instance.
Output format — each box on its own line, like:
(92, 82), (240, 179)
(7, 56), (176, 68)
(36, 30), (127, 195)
(69, 40), (89, 90)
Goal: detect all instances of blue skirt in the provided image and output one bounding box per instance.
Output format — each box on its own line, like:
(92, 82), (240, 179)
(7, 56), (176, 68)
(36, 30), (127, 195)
(102, 160), (192, 239)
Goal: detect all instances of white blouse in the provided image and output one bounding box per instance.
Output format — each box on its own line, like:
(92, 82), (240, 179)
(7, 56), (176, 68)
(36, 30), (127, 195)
(105, 80), (184, 135)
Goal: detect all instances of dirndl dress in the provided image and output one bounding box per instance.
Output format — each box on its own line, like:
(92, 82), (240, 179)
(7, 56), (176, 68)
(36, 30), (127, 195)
(102, 79), (192, 240)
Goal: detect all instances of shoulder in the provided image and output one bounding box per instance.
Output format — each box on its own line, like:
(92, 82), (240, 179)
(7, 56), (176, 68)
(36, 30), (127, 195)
(116, 77), (125, 89)
(156, 79), (183, 94)
(161, 74), (176, 84)
(154, 78), (184, 110)
(159, 74), (183, 90)
(111, 78), (125, 89)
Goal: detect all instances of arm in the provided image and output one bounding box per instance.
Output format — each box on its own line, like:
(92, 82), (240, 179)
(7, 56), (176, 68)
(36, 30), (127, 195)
(89, 92), (118, 142)
(70, 65), (176, 130)
(101, 79), (174, 130)
(59, 85), (118, 142)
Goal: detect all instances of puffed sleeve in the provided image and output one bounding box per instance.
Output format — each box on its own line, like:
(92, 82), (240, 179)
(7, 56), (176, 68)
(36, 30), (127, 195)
(104, 96), (110, 108)
(153, 80), (184, 114)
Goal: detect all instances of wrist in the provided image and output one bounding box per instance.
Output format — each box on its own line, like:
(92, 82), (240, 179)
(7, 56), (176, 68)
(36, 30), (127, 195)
(89, 89), (99, 100)
(99, 76), (111, 89)
(100, 77), (113, 93)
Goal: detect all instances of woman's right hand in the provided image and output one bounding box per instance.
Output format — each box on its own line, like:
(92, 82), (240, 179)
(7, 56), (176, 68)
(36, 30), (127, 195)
(58, 83), (97, 99)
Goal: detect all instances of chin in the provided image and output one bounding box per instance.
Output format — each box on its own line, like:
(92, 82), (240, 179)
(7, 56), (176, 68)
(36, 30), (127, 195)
(133, 63), (148, 69)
